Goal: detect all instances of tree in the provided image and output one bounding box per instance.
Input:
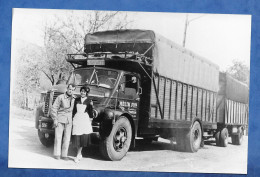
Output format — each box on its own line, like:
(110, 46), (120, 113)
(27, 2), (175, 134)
(226, 60), (250, 86)
(13, 40), (44, 108)
(42, 10), (133, 85)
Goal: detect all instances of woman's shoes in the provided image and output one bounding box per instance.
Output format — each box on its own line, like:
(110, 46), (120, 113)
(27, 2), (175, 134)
(74, 154), (83, 163)
(78, 154), (83, 160)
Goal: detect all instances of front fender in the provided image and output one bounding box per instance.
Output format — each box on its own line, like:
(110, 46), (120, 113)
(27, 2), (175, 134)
(98, 108), (132, 138)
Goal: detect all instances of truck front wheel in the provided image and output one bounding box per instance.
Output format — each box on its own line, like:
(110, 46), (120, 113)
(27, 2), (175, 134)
(38, 130), (54, 147)
(99, 116), (132, 161)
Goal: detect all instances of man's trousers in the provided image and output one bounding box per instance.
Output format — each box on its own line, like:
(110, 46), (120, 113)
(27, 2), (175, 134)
(53, 122), (72, 157)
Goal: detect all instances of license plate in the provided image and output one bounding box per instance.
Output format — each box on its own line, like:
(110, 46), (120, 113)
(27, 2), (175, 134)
(41, 122), (48, 128)
(87, 60), (105, 66)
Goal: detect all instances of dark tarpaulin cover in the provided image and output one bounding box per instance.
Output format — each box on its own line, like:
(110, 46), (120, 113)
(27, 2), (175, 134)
(84, 29), (219, 92)
(85, 29), (155, 44)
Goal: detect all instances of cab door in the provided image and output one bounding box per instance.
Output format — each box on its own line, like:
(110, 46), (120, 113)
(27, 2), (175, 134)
(117, 73), (140, 119)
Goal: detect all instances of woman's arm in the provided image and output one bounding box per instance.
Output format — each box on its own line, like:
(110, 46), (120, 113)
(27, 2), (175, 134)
(86, 100), (94, 118)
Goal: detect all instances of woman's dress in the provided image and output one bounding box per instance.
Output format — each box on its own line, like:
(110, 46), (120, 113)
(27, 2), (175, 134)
(72, 104), (93, 147)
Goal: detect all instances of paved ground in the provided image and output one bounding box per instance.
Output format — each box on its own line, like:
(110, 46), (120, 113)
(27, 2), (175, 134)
(8, 110), (248, 174)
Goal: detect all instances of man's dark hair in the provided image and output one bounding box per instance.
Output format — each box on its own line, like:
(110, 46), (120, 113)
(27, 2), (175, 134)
(67, 83), (76, 88)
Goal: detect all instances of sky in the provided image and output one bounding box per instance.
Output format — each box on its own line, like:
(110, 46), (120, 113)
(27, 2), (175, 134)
(12, 8), (251, 70)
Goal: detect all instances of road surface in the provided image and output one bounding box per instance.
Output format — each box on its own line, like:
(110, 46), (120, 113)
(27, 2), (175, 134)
(8, 112), (248, 174)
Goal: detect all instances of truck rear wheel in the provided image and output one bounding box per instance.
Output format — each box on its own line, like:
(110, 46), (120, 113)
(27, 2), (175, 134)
(232, 127), (244, 145)
(99, 116), (132, 161)
(186, 121), (202, 152)
(176, 121), (202, 152)
(220, 128), (229, 147)
(38, 130), (54, 147)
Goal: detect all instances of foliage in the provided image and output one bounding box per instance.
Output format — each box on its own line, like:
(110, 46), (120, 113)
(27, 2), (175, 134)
(226, 60), (250, 86)
(12, 10), (133, 108)
(42, 10), (133, 85)
(13, 41), (44, 108)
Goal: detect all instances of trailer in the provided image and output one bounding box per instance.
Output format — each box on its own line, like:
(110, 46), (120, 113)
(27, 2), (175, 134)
(215, 72), (249, 146)
(35, 29), (249, 161)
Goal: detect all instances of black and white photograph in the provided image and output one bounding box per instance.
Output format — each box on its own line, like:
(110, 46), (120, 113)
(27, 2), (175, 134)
(9, 8), (250, 174)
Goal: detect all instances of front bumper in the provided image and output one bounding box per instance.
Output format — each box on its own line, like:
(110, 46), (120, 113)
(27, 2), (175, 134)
(38, 116), (101, 135)
(38, 116), (55, 134)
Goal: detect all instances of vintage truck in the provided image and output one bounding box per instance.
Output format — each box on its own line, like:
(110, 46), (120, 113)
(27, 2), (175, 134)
(35, 29), (249, 161)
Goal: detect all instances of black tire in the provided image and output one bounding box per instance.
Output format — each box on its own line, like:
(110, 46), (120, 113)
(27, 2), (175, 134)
(232, 127), (244, 145)
(176, 129), (186, 151)
(185, 121), (202, 152)
(176, 121), (202, 152)
(38, 130), (54, 147)
(220, 128), (229, 147)
(215, 131), (221, 146)
(99, 116), (132, 161)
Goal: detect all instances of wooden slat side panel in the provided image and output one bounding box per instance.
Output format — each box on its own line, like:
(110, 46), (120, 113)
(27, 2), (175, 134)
(243, 105), (247, 124)
(202, 90), (206, 121)
(197, 89), (202, 119)
(164, 79), (171, 119)
(192, 87), (198, 119)
(176, 83), (182, 120)
(182, 84), (187, 120)
(170, 81), (177, 120)
(151, 75), (158, 118)
(230, 101), (235, 124)
(151, 107), (156, 118)
(228, 100), (231, 124)
(235, 102), (238, 124)
(158, 77), (165, 119)
(225, 99), (228, 124)
(209, 92), (213, 122)
(241, 104), (244, 124)
(239, 103), (242, 124)
(229, 100), (232, 124)
(206, 91), (210, 122)
(213, 93), (217, 123)
(187, 86), (192, 121)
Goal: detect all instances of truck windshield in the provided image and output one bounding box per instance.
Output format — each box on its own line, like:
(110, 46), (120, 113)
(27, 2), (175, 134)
(67, 68), (118, 89)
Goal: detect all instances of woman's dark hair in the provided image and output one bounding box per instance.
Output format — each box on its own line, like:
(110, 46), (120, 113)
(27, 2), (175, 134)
(80, 86), (90, 93)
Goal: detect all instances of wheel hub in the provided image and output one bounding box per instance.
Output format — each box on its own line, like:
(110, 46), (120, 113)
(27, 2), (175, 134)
(44, 133), (49, 138)
(114, 127), (127, 151)
(193, 129), (201, 147)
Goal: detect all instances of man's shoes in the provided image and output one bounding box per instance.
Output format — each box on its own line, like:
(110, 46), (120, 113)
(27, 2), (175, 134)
(74, 157), (80, 163)
(61, 156), (69, 161)
(54, 156), (60, 160)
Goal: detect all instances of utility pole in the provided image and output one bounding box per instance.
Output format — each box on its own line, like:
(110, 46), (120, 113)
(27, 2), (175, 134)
(183, 14), (189, 48)
(182, 14), (207, 48)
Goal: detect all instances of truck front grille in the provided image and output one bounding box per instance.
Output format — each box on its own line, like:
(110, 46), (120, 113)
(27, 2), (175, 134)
(44, 91), (62, 116)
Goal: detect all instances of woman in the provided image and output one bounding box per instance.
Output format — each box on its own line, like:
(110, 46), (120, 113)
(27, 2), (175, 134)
(72, 86), (94, 163)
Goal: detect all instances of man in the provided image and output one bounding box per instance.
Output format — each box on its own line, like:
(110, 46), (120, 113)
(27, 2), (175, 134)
(51, 84), (76, 160)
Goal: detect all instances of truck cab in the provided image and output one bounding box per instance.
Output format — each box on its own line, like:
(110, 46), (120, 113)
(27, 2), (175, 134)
(35, 53), (147, 161)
